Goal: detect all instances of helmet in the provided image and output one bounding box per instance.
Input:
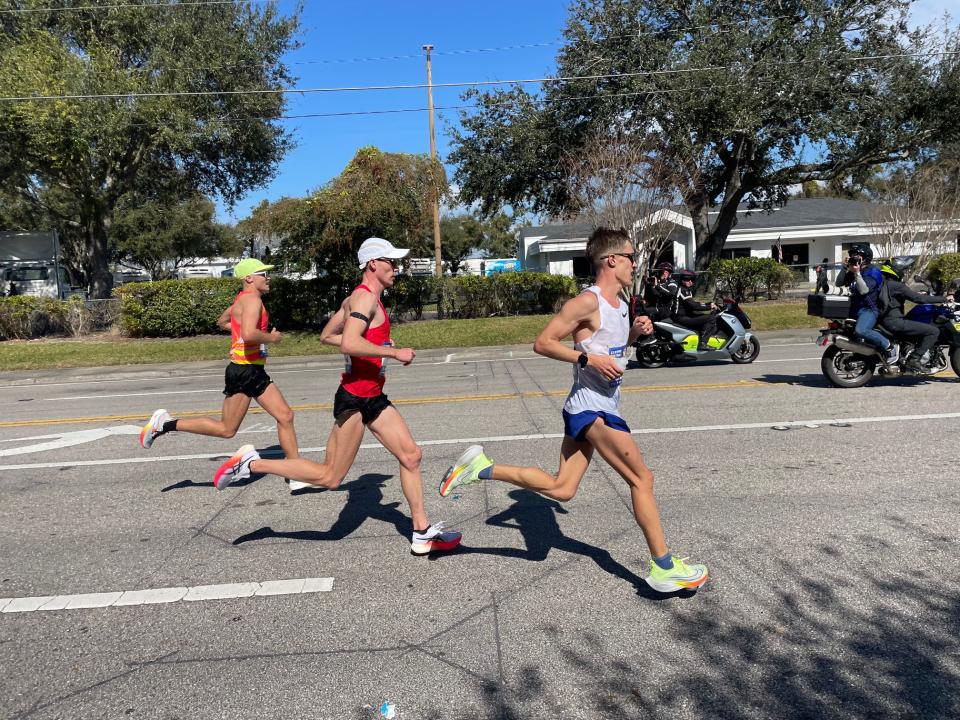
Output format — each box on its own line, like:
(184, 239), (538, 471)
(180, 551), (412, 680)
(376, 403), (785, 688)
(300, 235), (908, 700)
(847, 243), (874, 264)
(656, 261), (674, 272)
(676, 268), (696, 281)
(879, 256), (915, 281)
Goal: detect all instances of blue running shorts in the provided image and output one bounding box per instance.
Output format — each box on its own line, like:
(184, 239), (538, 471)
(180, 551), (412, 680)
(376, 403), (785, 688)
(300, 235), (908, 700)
(562, 409), (631, 442)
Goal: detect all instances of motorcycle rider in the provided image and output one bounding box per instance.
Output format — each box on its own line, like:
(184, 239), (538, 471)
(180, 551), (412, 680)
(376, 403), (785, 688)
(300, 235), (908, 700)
(836, 243), (898, 364)
(670, 269), (718, 351)
(878, 257), (954, 372)
(643, 261), (676, 321)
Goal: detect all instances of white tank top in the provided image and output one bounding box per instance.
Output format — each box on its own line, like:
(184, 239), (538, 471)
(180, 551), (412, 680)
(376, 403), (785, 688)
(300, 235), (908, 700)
(564, 286), (629, 416)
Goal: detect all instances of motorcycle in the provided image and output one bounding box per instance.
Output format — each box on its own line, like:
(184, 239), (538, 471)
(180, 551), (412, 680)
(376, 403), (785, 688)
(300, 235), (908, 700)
(634, 298), (760, 368)
(817, 302), (960, 388)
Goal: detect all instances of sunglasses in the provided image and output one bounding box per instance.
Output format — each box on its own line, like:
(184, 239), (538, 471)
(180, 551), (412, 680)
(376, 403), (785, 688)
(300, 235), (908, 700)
(252, 271), (269, 278)
(376, 257), (400, 268)
(604, 253), (635, 262)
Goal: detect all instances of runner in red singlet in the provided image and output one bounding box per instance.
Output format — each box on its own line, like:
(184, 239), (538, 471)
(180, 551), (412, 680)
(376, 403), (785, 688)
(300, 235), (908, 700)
(138, 258), (299, 464)
(212, 238), (461, 556)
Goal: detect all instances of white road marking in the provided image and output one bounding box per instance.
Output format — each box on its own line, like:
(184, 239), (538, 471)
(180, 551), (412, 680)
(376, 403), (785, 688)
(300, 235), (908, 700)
(43, 389), (222, 402)
(0, 425), (141, 457)
(2, 411), (959, 471)
(31, 353), (820, 402)
(0, 577), (334, 614)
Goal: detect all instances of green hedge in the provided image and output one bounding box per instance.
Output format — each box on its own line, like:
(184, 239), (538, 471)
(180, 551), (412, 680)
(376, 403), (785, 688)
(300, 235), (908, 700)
(436, 272), (578, 318)
(708, 257), (795, 301)
(0, 296), (65, 340)
(112, 271), (578, 338)
(927, 253), (960, 290)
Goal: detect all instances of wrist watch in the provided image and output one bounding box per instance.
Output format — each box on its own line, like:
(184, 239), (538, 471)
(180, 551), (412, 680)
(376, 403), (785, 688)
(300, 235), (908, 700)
(577, 352), (589, 368)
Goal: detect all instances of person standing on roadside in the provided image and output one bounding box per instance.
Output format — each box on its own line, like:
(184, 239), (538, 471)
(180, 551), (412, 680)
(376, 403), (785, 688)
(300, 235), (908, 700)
(138, 258), (299, 464)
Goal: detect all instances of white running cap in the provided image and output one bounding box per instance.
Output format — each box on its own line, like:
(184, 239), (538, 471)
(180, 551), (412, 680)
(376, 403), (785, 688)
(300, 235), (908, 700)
(357, 237), (409, 269)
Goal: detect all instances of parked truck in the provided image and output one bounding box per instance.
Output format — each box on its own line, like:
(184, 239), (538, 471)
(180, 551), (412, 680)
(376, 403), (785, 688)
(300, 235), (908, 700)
(0, 231), (74, 299)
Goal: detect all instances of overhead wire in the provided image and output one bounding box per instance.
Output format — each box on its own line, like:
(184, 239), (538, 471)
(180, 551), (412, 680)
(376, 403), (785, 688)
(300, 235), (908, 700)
(0, 48), (955, 102)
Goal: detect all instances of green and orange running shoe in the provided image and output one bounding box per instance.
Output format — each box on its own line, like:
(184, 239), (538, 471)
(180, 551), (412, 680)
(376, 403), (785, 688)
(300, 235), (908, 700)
(439, 445), (492, 497)
(646, 556), (708, 593)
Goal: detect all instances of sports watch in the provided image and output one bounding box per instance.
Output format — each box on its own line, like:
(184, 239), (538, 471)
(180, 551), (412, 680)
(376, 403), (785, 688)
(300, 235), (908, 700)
(577, 352), (589, 368)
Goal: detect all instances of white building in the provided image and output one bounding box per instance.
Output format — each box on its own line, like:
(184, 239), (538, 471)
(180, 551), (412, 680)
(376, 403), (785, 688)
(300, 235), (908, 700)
(519, 198), (960, 281)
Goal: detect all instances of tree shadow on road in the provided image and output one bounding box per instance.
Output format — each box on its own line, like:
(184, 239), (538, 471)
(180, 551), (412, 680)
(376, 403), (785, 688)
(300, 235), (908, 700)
(231, 473), (410, 545)
(443, 489), (692, 601)
(441, 546), (960, 720)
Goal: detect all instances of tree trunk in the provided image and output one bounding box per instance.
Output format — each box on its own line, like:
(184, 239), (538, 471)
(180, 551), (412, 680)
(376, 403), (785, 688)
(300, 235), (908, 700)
(84, 204), (114, 299)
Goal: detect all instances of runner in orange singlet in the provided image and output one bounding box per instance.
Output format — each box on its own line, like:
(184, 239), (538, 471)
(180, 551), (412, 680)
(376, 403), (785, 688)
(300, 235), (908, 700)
(138, 258), (299, 463)
(212, 238), (461, 556)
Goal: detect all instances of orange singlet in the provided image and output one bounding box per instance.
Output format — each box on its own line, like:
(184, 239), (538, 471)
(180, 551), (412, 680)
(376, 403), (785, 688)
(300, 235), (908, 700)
(229, 290), (268, 365)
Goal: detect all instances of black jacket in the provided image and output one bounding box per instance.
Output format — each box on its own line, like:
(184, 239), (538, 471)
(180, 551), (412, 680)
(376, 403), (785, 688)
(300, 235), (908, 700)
(881, 278), (947, 321)
(672, 286), (711, 318)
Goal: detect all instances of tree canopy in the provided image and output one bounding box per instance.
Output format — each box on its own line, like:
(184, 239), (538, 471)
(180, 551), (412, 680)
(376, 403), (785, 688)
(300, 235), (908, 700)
(0, 0), (299, 296)
(450, 0), (960, 274)
(240, 146), (446, 298)
(439, 211), (517, 275)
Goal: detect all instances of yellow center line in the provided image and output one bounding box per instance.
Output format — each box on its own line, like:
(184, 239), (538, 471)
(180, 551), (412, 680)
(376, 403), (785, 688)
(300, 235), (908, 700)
(0, 379), (765, 429)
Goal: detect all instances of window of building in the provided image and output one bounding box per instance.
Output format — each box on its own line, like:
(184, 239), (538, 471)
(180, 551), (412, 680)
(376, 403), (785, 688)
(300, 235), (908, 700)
(720, 248), (751, 260)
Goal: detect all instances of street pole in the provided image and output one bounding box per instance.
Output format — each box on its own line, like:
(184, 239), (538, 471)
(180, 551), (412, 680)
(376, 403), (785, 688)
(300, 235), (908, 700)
(423, 44), (442, 277)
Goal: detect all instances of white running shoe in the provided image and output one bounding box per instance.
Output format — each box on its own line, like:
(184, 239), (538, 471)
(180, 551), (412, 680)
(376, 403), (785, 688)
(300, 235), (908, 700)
(410, 522), (462, 555)
(213, 444), (259, 490)
(885, 344), (900, 364)
(139, 409), (171, 449)
(287, 479), (313, 491)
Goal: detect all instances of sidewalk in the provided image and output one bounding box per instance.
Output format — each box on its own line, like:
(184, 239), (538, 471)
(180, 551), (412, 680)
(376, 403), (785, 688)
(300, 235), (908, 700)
(0, 328), (820, 387)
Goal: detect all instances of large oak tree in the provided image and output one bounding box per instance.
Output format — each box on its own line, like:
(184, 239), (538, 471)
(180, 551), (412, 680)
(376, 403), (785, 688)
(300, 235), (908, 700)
(0, 0), (299, 296)
(450, 0), (960, 275)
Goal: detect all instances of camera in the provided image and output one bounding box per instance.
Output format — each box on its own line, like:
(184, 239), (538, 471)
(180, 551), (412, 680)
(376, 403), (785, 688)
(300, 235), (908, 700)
(847, 256), (861, 267)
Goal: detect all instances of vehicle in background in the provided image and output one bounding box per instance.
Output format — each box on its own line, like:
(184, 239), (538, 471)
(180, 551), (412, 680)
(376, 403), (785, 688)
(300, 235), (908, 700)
(0, 231), (77, 299)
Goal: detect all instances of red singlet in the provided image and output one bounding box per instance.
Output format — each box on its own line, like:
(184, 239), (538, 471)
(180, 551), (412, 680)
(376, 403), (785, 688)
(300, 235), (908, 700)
(341, 284), (390, 397)
(229, 290), (268, 365)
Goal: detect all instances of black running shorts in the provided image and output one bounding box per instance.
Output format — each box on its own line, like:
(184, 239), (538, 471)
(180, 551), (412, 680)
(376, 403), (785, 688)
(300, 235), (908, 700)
(223, 363), (273, 398)
(333, 385), (392, 425)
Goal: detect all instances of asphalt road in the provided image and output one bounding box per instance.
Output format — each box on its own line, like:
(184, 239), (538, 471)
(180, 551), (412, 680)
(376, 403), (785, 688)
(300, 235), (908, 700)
(1, 332), (958, 720)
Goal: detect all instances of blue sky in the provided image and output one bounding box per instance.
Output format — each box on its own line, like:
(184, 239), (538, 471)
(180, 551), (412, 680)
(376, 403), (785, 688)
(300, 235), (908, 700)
(222, 0), (956, 223)
(222, 0), (569, 221)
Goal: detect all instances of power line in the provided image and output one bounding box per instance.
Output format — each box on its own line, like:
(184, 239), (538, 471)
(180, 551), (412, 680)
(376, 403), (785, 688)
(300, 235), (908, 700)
(0, 0), (270, 13)
(1, 49), (954, 102)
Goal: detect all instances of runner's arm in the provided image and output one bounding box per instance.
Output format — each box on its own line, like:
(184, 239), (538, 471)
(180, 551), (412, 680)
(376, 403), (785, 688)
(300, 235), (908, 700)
(238, 295), (279, 344)
(533, 292), (596, 364)
(216, 306), (231, 331)
(320, 299), (349, 347)
(340, 291), (398, 358)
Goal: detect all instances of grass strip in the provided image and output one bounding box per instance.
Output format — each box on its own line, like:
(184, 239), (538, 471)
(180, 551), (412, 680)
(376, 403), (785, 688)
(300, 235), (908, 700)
(0, 303), (823, 372)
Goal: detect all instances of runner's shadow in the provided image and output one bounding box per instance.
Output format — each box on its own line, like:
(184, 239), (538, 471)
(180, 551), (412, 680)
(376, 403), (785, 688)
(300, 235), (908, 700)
(161, 445), (287, 492)
(448, 490), (693, 600)
(231, 473), (410, 544)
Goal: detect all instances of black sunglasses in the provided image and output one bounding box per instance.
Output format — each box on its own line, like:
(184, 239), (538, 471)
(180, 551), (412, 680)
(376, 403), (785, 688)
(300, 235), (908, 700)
(604, 253), (635, 262)
(376, 257), (399, 268)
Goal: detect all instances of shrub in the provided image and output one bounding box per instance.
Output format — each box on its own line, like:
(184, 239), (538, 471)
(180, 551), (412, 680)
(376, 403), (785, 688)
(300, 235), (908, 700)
(385, 275), (436, 321)
(437, 272), (577, 318)
(0, 296), (65, 340)
(264, 277), (338, 331)
(927, 252), (960, 291)
(116, 278), (238, 337)
(709, 257), (795, 301)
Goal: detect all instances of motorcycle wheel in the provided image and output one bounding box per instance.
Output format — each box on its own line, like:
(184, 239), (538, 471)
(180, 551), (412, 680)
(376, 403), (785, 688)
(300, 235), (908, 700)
(635, 342), (668, 369)
(950, 346), (960, 377)
(730, 336), (760, 364)
(821, 345), (876, 388)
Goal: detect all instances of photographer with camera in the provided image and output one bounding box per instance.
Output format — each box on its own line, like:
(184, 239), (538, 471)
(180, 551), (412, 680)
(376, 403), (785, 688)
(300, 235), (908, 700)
(643, 261), (677, 321)
(836, 243), (898, 364)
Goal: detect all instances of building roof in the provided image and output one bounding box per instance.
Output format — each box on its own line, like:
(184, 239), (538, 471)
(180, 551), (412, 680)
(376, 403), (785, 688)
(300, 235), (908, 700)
(728, 198), (877, 230)
(520, 222), (593, 240)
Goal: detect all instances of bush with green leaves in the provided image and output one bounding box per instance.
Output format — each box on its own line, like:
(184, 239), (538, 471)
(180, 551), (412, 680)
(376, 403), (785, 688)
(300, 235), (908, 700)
(437, 272), (577, 318)
(385, 275), (437, 321)
(708, 257), (795, 301)
(927, 253), (960, 291)
(117, 276), (344, 337)
(116, 278), (238, 337)
(0, 296), (65, 339)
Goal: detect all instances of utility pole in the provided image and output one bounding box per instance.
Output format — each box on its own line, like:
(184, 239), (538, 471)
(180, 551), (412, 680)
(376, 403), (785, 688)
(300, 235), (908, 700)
(423, 43), (442, 277)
